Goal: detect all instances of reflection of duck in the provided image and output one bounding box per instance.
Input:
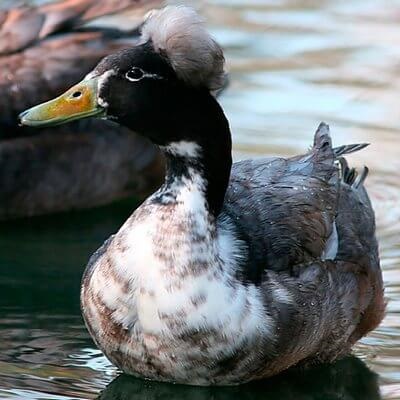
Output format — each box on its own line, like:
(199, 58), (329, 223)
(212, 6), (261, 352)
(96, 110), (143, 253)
(21, 6), (385, 386)
(0, 0), (164, 219)
(98, 356), (381, 400)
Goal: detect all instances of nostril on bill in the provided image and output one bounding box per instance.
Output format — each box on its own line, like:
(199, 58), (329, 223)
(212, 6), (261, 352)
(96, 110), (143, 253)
(72, 91), (82, 98)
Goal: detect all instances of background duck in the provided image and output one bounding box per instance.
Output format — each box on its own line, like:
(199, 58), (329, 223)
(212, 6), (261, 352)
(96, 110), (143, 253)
(20, 5), (385, 386)
(0, 0), (164, 220)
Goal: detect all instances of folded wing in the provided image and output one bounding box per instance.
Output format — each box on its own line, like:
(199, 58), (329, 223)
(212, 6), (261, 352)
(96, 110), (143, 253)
(222, 123), (378, 285)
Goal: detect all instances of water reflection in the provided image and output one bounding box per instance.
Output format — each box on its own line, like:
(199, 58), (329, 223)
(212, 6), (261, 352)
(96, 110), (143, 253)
(98, 357), (381, 400)
(0, 201), (132, 399)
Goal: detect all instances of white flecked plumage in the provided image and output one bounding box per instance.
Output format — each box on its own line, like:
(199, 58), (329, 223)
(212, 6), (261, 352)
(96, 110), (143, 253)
(81, 144), (275, 384)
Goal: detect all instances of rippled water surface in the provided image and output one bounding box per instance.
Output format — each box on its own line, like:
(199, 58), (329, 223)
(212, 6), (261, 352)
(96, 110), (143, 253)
(1, 0), (399, 399)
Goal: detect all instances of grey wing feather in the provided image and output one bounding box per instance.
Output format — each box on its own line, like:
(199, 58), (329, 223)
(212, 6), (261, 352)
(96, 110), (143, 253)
(220, 122), (378, 284)
(333, 143), (369, 157)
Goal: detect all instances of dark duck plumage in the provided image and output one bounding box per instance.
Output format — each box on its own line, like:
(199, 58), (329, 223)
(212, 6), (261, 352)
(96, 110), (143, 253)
(0, 0), (164, 219)
(20, 6), (385, 386)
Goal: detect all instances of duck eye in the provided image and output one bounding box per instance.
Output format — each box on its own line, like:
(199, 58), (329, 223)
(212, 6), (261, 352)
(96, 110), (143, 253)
(125, 67), (144, 82)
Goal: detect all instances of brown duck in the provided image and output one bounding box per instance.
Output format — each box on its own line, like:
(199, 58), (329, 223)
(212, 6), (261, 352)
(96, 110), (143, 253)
(0, 0), (164, 220)
(20, 5), (385, 386)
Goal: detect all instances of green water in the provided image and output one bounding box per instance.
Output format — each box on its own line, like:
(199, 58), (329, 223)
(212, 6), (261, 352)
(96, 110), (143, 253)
(1, 0), (400, 399)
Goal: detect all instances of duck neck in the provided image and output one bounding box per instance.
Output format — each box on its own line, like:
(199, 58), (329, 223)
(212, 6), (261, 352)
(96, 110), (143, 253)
(156, 95), (232, 219)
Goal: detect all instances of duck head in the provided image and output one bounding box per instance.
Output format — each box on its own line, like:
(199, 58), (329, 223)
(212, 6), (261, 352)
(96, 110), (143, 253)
(19, 6), (226, 146)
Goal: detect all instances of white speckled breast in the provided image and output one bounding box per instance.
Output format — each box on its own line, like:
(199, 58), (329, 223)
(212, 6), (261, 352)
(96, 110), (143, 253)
(81, 166), (274, 385)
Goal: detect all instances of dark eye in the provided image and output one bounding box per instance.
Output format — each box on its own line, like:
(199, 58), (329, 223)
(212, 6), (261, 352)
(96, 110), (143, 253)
(125, 67), (144, 81)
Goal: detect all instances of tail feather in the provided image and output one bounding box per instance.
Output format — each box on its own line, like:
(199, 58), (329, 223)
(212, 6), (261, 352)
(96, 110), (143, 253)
(312, 122), (370, 188)
(337, 158), (357, 185)
(313, 122), (332, 152)
(312, 123), (334, 169)
(354, 166), (369, 188)
(336, 157), (369, 188)
(333, 143), (369, 157)
(333, 143), (369, 187)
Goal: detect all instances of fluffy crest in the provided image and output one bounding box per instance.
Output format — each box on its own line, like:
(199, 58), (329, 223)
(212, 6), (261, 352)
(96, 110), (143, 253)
(141, 5), (225, 91)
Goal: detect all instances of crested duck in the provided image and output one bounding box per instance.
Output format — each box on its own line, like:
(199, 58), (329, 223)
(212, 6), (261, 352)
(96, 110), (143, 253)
(20, 6), (385, 386)
(0, 0), (164, 219)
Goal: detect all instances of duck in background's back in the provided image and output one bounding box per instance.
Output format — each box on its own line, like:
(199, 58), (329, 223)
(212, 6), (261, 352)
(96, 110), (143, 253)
(0, 0), (164, 220)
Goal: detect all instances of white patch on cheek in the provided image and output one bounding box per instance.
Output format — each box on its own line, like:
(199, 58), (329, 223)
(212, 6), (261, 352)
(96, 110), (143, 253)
(96, 69), (117, 109)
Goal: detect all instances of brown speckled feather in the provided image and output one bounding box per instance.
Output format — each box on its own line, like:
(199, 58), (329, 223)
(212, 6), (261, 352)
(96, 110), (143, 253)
(0, 0), (157, 55)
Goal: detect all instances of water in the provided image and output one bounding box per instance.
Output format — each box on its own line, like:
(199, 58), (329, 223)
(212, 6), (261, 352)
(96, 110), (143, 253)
(1, 0), (399, 399)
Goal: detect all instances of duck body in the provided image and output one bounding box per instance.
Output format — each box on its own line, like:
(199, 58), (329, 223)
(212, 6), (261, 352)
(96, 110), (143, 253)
(81, 125), (384, 385)
(21, 6), (385, 386)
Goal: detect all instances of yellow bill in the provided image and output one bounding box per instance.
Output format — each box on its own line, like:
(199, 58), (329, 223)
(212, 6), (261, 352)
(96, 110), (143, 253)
(19, 78), (105, 127)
